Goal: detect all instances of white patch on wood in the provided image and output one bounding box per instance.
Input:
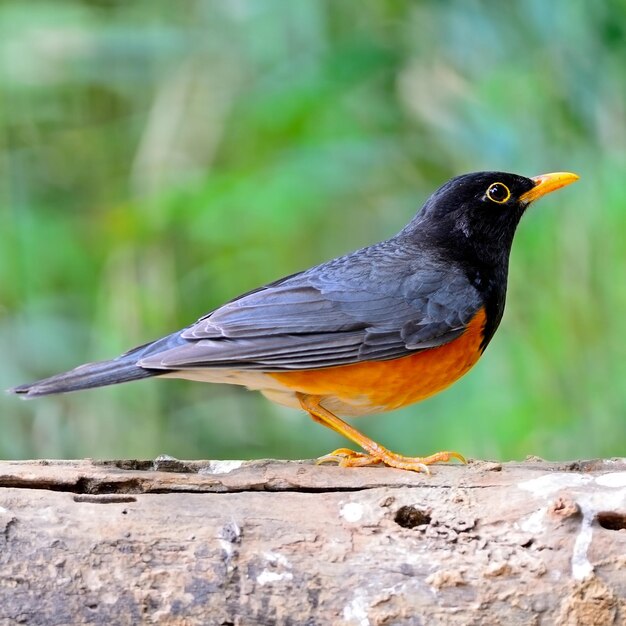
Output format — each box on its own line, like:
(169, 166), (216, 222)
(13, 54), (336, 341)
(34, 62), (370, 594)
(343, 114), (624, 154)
(518, 473), (592, 497)
(151, 454), (178, 471)
(201, 460), (244, 475)
(263, 551), (291, 568)
(518, 507), (547, 533)
(256, 551), (293, 585)
(571, 507), (594, 580)
(340, 502), (364, 523)
(343, 591), (371, 626)
(595, 472), (626, 488)
(218, 520), (241, 560)
(219, 539), (234, 558)
(518, 472), (626, 580)
(570, 487), (626, 580)
(256, 569), (293, 585)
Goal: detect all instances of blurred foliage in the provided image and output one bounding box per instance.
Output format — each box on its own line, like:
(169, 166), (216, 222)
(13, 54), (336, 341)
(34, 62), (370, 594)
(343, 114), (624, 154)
(1, 0), (625, 461)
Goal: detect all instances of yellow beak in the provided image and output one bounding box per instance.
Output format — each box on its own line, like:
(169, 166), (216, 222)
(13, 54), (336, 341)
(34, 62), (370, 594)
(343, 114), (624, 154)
(519, 172), (580, 204)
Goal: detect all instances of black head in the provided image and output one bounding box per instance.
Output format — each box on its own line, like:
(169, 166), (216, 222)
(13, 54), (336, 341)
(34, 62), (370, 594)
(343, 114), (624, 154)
(404, 170), (579, 268)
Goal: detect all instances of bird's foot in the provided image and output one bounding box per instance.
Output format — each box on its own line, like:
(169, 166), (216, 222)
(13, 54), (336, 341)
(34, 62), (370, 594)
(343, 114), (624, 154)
(317, 447), (466, 473)
(317, 448), (383, 467)
(299, 393), (465, 473)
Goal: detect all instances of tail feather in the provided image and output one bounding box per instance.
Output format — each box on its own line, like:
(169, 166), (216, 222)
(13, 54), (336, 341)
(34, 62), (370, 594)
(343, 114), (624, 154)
(9, 356), (156, 398)
(8, 331), (185, 398)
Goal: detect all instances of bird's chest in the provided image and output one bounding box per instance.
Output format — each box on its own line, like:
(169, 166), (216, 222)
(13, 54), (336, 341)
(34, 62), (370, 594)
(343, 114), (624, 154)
(269, 307), (487, 417)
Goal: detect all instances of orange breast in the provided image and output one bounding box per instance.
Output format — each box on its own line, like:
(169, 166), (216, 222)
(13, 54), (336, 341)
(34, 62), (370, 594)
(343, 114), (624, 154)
(270, 308), (487, 412)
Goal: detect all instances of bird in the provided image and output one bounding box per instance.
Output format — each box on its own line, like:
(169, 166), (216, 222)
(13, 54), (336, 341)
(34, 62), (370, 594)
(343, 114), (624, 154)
(10, 171), (579, 472)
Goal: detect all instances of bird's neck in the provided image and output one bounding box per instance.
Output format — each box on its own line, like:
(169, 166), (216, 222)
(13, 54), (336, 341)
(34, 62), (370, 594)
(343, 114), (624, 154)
(448, 223), (517, 351)
(467, 258), (509, 351)
(400, 220), (515, 351)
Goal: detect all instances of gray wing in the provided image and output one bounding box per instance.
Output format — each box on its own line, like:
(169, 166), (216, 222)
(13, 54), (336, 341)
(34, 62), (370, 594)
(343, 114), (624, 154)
(138, 242), (483, 371)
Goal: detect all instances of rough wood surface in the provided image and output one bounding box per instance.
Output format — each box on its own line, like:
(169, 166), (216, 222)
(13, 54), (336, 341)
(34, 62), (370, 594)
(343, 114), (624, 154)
(1, 457), (626, 625)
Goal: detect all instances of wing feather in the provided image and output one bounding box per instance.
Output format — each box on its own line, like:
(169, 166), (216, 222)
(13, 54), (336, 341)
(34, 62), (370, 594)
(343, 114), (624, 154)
(139, 240), (482, 371)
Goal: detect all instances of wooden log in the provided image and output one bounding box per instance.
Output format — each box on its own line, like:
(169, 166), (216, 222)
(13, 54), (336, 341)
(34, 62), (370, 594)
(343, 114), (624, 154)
(1, 457), (625, 625)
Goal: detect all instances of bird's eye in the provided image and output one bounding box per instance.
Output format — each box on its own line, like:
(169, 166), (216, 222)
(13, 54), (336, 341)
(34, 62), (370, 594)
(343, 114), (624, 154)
(486, 182), (511, 204)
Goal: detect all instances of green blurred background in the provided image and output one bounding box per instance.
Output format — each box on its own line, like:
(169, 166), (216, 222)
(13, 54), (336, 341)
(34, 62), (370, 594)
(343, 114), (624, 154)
(1, 0), (625, 462)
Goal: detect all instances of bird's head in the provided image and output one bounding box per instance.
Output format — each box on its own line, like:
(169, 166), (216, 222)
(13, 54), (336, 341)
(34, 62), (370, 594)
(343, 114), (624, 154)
(407, 170), (580, 267)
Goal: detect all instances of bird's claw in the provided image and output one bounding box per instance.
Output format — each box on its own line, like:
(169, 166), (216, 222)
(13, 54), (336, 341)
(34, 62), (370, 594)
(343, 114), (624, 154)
(317, 447), (466, 473)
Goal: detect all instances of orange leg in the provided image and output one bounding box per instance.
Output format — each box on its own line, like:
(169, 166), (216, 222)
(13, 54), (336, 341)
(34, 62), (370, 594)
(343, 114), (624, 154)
(297, 393), (466, 473)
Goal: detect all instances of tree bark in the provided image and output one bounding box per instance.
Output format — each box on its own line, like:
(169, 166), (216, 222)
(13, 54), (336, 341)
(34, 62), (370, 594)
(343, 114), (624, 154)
(1, 457), (625, 625)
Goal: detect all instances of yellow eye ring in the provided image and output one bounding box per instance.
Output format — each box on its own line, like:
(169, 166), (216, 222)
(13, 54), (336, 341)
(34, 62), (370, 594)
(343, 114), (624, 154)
(486, 182), (511, 204)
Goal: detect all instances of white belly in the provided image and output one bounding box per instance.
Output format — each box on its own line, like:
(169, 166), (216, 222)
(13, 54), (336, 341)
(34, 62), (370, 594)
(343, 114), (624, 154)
(161, 369), (378, 417)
